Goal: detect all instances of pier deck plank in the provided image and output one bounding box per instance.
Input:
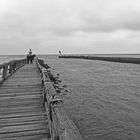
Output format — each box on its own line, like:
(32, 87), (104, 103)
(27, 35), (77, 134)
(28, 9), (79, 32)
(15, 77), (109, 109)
(0, 64), (50, 140)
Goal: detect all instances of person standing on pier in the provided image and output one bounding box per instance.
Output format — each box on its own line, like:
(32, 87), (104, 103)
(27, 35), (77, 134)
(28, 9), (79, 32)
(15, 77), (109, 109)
(58, 51), (62, 59)
(27, 49), (33, 64)
(29, 49), (32, 55)
(59, 50), (62, 55)
(27, 54), (30, 64)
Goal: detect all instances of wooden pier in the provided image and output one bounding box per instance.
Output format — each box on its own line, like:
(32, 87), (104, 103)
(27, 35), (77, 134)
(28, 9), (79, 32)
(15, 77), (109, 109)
(0, 63), (50, 139)
(0, 56), (83, 140)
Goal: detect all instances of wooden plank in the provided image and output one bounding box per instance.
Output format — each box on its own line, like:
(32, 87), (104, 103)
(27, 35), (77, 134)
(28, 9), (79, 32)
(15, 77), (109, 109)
(0, 115), (47, 126)
(0, 124), (48, 134)
(0, 107), (46, 116)
(0, 89), (42, 92)
(0, 119), (48, 128)
(0, 92), (43, 97)
(0, 112), (47, 119)
(0, 87), (42, 90)
(0, 63), (50, 139)
(0, 100), (43, 107)
(0, 129), (50, 139)
(0, 96), (43, 102)
(0, 94), (43, 98)
(1, 134), (49, 140)
(0, 103), (45, 110)
(0, 102), (44, 109)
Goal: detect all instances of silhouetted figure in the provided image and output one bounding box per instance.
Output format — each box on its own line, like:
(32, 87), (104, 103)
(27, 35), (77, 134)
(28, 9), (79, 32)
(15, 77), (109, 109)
(59, 50), (61, 55)
(27, 49), (34, 64)
(29, 49), (32, 55)
(32, 54), (35, 61)
(27, 54), (30, 64)
(59, 51), (62, 59)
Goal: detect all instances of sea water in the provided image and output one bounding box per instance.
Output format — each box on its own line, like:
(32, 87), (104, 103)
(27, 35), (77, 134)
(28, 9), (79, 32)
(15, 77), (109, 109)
(1, 55), (140, 140)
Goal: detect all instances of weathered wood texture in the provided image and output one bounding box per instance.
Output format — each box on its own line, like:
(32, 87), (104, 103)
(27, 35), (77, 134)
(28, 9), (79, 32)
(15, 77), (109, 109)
(36, 57), (83, 140)
(0, 63), (50, 140)
(0, 59), (26, 84)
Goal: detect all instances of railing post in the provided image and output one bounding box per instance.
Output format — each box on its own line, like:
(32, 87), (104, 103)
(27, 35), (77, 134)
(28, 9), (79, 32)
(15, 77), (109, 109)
(2, 64), (8, 80)
(9, 63), (13, 74)
(13, 62), (16, 72)
(48, 98), (63, 140)
(0, 58), (27, 84)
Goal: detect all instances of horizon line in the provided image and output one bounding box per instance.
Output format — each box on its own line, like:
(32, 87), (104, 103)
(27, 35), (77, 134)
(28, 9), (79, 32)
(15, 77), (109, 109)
(0, 53), (140, 55)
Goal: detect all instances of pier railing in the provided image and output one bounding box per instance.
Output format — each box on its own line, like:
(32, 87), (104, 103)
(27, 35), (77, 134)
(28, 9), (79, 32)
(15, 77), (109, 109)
(35, 56), (83, 140)
(0, 58), (26, 83)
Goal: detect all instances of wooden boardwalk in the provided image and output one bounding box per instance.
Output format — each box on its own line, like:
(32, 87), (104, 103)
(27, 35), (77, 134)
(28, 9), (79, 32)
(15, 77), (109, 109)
(0, 63), (50, 140)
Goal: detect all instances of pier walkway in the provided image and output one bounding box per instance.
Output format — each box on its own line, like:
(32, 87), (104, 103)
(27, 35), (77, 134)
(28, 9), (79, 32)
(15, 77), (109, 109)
(0, 63), (50, 140)
(0, 57), (83, 140)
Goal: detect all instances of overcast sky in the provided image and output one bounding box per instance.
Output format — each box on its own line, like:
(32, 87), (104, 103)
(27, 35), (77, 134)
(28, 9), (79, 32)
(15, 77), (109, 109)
(0, 0), (140, 54)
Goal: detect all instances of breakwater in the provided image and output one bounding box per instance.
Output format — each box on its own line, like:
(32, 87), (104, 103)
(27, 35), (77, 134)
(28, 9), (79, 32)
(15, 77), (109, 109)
(59, 55), (140, 64)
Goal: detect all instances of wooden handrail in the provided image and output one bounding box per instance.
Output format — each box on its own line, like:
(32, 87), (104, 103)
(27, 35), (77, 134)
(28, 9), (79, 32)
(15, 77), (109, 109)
(0, 58), (27, 84)
(35, 56), (83, 140)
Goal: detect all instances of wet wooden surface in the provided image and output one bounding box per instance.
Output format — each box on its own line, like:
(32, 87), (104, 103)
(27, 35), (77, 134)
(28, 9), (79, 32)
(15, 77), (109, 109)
(0, 63), (50, 140)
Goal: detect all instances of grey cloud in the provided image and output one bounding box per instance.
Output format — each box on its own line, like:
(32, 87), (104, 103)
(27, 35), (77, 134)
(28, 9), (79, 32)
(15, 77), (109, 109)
(2, 0), (140, 35)
(1, 0), (140, 54)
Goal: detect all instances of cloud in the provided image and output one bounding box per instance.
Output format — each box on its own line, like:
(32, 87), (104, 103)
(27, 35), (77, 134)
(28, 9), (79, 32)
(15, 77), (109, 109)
(0, 0), (140, 54)
(1, 0), (140, 33)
